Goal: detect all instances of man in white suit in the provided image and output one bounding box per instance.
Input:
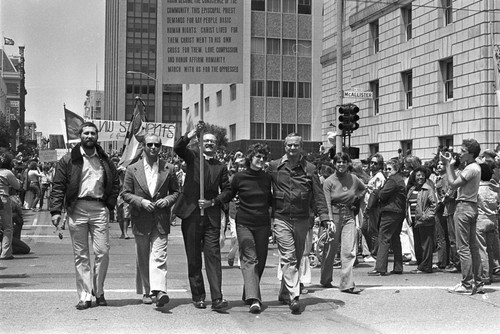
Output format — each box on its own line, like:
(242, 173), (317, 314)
(122, 134), (179, 307)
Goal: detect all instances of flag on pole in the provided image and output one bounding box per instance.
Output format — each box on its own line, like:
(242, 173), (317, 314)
(3, 37), (15, 46)
(64, 108), (84, 144)
(119, 99), (146, 167)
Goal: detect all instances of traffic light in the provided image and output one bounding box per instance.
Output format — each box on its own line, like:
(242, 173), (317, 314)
(338, 104), (360, 133)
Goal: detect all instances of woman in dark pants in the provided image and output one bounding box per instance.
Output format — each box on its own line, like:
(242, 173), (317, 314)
(368, 158), (406, 276)
(225, 143), (272, 313)
(407, 166), (437, 274)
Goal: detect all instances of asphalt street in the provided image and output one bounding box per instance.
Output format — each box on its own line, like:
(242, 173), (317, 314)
(1, 210), (500, 334)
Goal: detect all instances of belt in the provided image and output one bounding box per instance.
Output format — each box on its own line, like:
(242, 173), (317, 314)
(78, 196), (104, 203)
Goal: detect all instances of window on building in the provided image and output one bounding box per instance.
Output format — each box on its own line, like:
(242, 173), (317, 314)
(267, 38), (281, 55)
(266, 123), (281, 139)
(283, 0), (296, 13)
(370, 20), (380, 54)
(251, 0), (265, 11)
(229, 124), (236, 141)
(204, 97), (210, 112)
(298, 0), (311, 14)
(216, 90), (222, 106)
(268, 0), (281, 12)
(251, 80), (264, 96)
(298, 82), (311, 98)
(250, 123), (264, 139)
(370, 80), (380, 115)
(297, 124), (311, 140)
(267, 81), (280, 97)
(281, 124), (296, 139)
(282, 81), (296, 98)
(439, 136), (454, 151)
(369, 144), (379, 156)
(251, 37), (265, 54)
(230, 84), (237, 100)
(402, 70), (413, 108)
(194, 102), (199, 117)
(297, 40), (312, 57)
(283, 39), (296, 56)
(400, 140), (413, 157)
(441, 58), (453, 101)
(443, 0), (453, 25)
(402, 5), (412, 41)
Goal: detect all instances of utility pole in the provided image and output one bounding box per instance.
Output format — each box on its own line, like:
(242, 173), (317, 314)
(335, 0), (344, 154)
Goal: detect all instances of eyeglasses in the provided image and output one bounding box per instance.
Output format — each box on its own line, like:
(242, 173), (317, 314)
(385, 168), (393, 171)
(146, 143), (161, 148)
(370, 161), (378, 165)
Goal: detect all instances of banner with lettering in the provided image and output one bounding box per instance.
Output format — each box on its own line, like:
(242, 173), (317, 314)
(90, 120), (176, 147)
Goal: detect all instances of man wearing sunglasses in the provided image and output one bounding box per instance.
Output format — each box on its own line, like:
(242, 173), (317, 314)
(122, 134), (179, 307)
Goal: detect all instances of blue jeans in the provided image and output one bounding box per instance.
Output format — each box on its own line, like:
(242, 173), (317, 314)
(454, 201), (483, 288)
(320, 207), (357, 290)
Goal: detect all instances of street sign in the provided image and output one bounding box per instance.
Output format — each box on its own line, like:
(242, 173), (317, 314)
(343, 90), (373, 99)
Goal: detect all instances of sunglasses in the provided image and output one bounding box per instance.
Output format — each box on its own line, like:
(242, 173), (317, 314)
(385, 167), (393, 171)
(370, 161), (378, 165)
(146, 143), (161, 148)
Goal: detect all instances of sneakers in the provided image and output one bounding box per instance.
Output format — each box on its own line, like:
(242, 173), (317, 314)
(448, 283), (472, 295)
(249, 300), (261, 314)
(363, 255), (376, 263)
(473, 285), (485, 295)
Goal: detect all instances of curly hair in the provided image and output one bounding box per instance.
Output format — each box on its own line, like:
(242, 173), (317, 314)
(244, 143), (270, 168)
(462, 138), (481, 158)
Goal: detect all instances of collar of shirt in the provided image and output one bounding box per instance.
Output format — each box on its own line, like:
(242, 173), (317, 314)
(203, 153), (214, 160)
(143, 158), (159, 172)
(80, 145), (97, 158)
(280, 154), (305, 171)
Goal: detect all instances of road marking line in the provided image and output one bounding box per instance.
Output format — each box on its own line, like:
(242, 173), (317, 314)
(0, 289), (188, 293)
(363, 286), (500, 291)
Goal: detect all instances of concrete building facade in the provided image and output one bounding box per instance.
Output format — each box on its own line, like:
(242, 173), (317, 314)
(84, 90), (104, 120)
(322, 0), (500, 161)
(182, 0), (323, 157)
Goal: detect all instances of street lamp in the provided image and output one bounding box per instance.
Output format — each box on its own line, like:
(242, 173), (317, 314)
(126, 70), (160, 122)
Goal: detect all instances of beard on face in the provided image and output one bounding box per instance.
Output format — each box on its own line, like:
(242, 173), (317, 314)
(81, 138), (97, 149)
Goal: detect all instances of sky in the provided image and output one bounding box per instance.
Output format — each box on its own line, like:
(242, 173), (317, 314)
(1, 0), (105, 136)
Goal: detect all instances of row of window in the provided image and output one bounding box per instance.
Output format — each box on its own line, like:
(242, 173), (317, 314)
(188, 84), (237, 117)
(370, 58), (453, 115)
(251, 38), (311, 57)
(251, 0), (311, 15)
(370, 0), (453, 53)
(127, 1), (156, 14)
(251, 80), (311, 98)
(368, 136), (453, 158)
(250, 122), (311, 140)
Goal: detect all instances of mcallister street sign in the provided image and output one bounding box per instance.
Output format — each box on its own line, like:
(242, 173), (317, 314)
(343, 90), (373, 99)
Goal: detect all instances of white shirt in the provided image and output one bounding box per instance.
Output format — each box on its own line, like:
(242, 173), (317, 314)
(78, 146), (104, 199)
(143, 158), (159, 196)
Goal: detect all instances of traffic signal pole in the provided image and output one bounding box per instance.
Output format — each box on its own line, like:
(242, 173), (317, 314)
(335, 0), (344, 154)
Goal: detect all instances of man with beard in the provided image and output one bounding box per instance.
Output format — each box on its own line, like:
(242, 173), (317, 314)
(173, 122), (231, 310)
(50, 122), (120, 310)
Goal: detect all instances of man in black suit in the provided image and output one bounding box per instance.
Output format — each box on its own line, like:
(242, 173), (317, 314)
(173, 122), (231, 310)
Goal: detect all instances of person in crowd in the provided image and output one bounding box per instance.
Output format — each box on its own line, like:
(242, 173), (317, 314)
(441, 138), (484, 294)
(50, 122), (120, 309)
(351, 159), (371, 262)
(170, 162), (185, 226)
(173, 121), (231, 310)
(322, 152), (365, 292)
(434, 159), (451, 270)
(27, 161), (43, 211)
(122, 134), (179, 307)
(116, 165), (131, 239)
(406, 166), (437, 274)
(0, 152), (22, 259)
(222, 143), (272, 313)
(9, 191), (30, 254)
(476, 163), (500, 284)
(362, 153), (386, 261)
(39, 164), (53, 211)
(405, 155), (423, 191)
(442, 152), (461, 273)
(368, 158), (406, 276)
(267, 133), (331, 314)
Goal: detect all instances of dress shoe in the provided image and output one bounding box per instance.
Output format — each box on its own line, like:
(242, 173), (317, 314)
(76, 300), (92, 310)
(228, 258), (234, 267)
(390, 270), (403, 275)
(249, 300), (261, 314)
(96, 295), (107, 306)
(193, 300), (207, 309)
(341, 287), (363, 294)
(445, 266), (460, 273)
(156, 292), (170, 307)
(404, 260), (418, 266)
(289, 298), (300, 314)
(211, 298), (228, 310)
(367, 270), (387, 276)
(410, 269), (431, 274)
(321, 283), (334, 288)
(142, 294), (153, 304)
(278, 297), (290, 305)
